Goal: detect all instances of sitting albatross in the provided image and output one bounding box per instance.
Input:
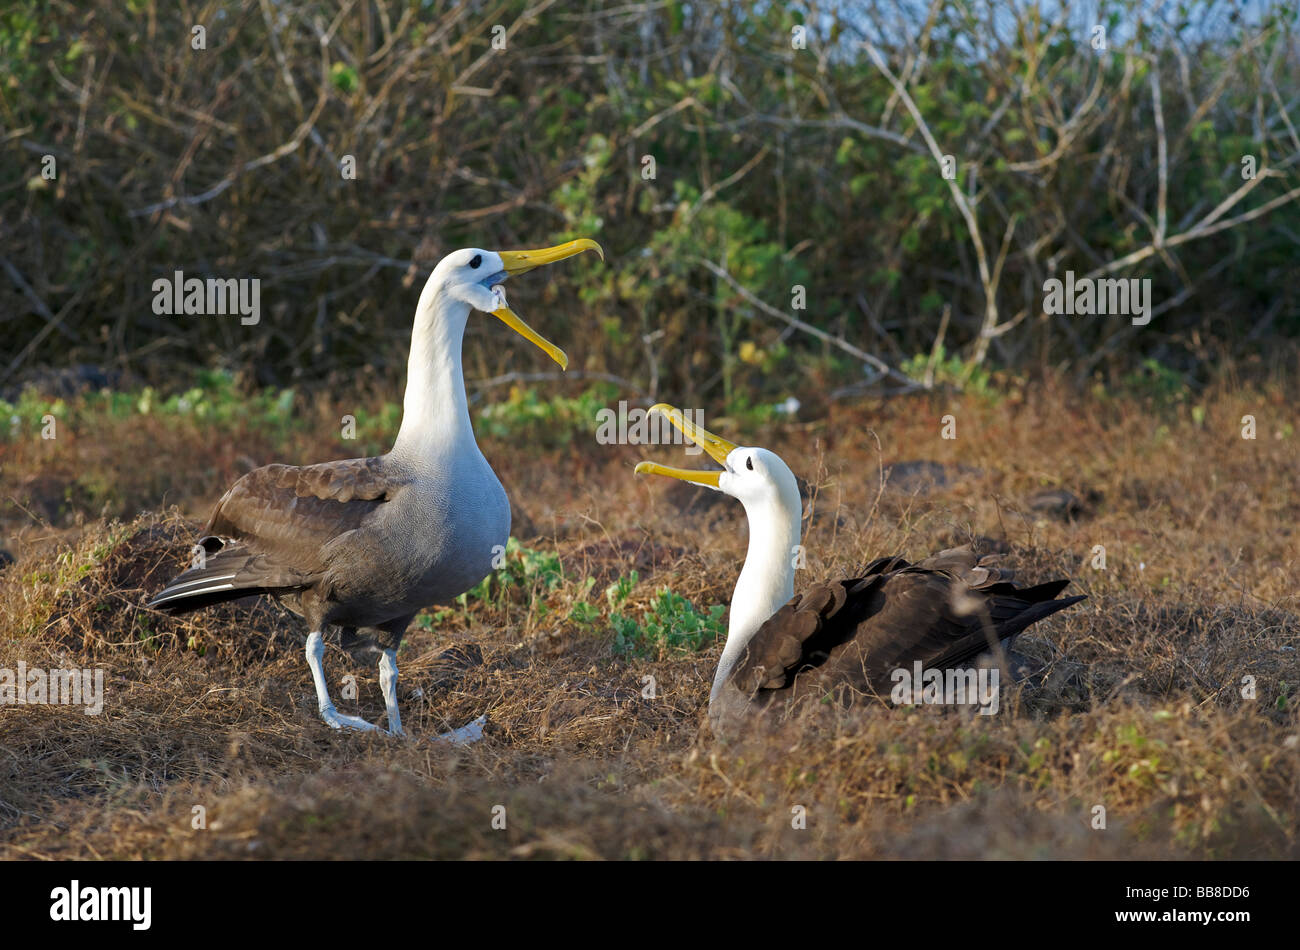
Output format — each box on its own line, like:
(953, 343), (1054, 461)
(148, 239), (602, 735)
(635, 404), (1085, 732)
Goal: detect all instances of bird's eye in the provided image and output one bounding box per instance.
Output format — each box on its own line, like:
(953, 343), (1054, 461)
(469, 254), (482, 269)
(746, 456), (754, 471)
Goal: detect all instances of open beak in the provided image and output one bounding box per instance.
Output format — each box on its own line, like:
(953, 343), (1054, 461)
(497, 238), (603, 276)
(491, 238), (604, 371)
(634, 403), (738, 488)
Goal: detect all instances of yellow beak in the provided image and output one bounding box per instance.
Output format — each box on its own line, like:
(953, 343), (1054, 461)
(633, 403), (739, 487)
(491, 239), (604, 370)
(497, 238), (603, 276)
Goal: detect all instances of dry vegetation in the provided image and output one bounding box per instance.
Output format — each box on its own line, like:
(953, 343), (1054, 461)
(1, 380), (1297, 860)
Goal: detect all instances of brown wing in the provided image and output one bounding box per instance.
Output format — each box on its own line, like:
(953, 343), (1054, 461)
(149, 456), (413, 614)
(728, 582), (850, 695)
(726, 545), (1082, 700)
(824, 569), (1002, 685)
(203, 456), (406, 576)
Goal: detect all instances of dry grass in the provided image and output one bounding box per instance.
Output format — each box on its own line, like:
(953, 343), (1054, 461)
(1, 382), (1297, 859)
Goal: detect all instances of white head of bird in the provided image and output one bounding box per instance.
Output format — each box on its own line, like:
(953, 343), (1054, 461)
(635, 404), (803, 701)
(395, 239), (602, 459)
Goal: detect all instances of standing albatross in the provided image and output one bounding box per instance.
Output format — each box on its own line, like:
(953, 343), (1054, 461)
(635, 404), (1085, 732)
(148, 239), (602, 735)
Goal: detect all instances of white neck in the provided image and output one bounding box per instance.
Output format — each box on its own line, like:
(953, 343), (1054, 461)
(390, 279), (477, 461)
(711, 493), (802, 702)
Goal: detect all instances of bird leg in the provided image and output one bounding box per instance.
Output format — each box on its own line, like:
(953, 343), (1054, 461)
(378, 648), (404, 737)
(305, 631), (381, 732)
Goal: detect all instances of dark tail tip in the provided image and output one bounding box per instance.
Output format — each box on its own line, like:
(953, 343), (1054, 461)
(1017, 578), (1073, 602)
(146, 566), (253, 614)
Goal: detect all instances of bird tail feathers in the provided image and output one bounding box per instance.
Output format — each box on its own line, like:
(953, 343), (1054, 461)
(146, 539), (305, 613)
(999, 591), (1086, 645)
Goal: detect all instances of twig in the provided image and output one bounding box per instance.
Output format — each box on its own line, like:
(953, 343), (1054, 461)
(1150, 66), (1168, 246)
(862, 42), (1002, 365)
(1081, 177), (1300, 281)
(694, 257), (916, 390)
(129, 24), (333, 217)
(686, 145), (771, 222)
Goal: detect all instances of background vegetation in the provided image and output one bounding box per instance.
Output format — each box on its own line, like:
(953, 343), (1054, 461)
(3, 0), (1298, 413)
(1, 2), (1297, 862)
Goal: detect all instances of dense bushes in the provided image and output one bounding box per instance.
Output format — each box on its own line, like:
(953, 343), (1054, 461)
(3, 0), (1297, 408)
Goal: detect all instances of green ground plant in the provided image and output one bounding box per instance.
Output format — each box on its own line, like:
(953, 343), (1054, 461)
(611, 586), (727, 659)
